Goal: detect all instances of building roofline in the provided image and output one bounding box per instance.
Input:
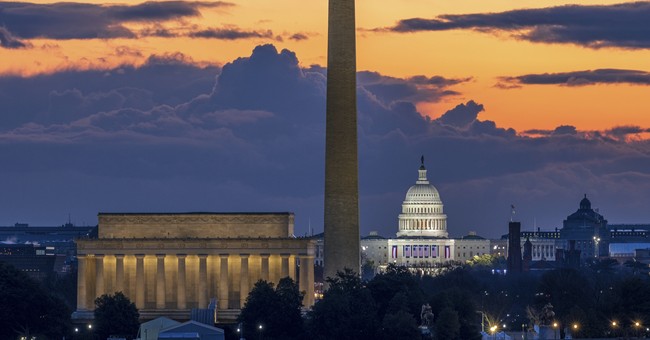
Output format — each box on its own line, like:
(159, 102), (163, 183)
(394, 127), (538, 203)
(98, 212), (294, 216)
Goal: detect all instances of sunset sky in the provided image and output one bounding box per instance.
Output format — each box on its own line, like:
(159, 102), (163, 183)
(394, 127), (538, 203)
(1, 0), (649, 237)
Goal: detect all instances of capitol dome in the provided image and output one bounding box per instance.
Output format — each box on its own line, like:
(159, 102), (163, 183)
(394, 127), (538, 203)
(396, 157), (448, 238)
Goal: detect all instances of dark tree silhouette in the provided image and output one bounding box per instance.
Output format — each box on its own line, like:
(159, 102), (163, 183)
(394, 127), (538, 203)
(367, 263), (424, 321)
(307, 268), (379, 340)
(0, 261), (71, 339)
(381, 309), (420, 340)
(94, 292), (140, 340)
(435, 307), (460, 340)
(238, 277), (304, 340)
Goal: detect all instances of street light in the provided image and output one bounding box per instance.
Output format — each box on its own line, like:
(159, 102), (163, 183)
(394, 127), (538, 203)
(236, 322), (244, 340)
(593, 236), (600, 257)
(553, 322), (558, 340)
(490, 325), (498, 340)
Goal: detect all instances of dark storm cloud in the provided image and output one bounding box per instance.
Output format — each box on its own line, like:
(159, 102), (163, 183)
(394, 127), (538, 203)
(289, 33), (309, 41)
(378, 2), (650, 49)
(500, 69), (650, 87)
(0, 44), (649, 238)
(0, 26), (29, 48)
(188, 27), (274, 40)
(357, 71), (468, 105)
(524, 125), (579, 137)
(437, 100), (483, 128)
(0, 52), (219, 128)
(606, 126), (650, 140)
(408, 75), (472, 87)
(0, 1), (233, 40)
(136, 25), (284, 41)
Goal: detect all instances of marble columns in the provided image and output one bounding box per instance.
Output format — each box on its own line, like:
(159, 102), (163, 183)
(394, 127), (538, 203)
(198, 254), (208, 309)
(177, 254), (187, 309)
(95, 255), (105, 297)
(239, 254), (249, 308)
(135, 254), (145, 309)
(115, 254), (124, 293)
(156, 254), (166, 309)
(219, 254), (229, 310)
(77, 254), (87, 310)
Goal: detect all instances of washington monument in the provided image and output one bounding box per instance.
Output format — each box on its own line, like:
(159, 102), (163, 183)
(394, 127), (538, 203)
(324, 0), (360, 280)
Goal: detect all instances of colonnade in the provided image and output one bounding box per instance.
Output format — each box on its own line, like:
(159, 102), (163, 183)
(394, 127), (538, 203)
(76, 252), (315, 313)
(399, 218), (446, 231)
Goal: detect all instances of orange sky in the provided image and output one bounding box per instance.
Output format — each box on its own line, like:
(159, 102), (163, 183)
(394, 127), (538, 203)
(1, 0), (649, 132)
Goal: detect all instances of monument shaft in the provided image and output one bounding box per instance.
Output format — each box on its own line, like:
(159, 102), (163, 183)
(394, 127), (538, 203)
(324, 0), (360, 280)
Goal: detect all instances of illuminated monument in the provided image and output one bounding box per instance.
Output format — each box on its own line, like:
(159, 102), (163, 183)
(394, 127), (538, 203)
(324, 0), (360, 280)
(396, 157), (448, 238)
(73, 213), (315, 322)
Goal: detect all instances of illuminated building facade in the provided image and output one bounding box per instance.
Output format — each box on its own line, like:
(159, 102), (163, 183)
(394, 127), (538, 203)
(73, 212), (315, 322)
(358, 159), (490, 274)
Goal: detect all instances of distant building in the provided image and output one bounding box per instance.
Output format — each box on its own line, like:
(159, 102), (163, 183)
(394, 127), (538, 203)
(507, 222), (522, 273)
(561, 195), (608, 258)
(0, 222), (96, 274)
(500, 195), (650, 268)
(0, 243), (56, 280)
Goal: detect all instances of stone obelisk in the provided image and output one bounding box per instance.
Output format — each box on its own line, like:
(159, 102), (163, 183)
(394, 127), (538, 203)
(324, 0), (360, 280)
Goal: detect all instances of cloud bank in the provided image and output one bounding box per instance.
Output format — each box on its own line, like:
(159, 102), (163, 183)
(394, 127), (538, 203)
(499, 69), (650, 87)
(376, 2), (650, 49)
(0, 1), (233, 40)
(1, 45), (649, 238)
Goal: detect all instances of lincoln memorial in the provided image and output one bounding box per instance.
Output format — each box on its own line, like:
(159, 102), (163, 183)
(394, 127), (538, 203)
(72, 212), (315, 322)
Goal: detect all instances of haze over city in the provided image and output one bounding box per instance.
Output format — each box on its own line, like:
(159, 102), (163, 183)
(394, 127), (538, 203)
(1, 0), (650, 238)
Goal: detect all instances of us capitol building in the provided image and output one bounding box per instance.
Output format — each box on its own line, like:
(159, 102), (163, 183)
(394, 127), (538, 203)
(316, 158), (492, 274)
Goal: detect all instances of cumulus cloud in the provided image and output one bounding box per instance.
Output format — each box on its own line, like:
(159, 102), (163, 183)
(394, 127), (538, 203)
(499, 69), (650, 87)
(0, 44), (649, 238)
(375, 2), (650, 49)
(0, 1), (233, 40)
(0, 53), (219, 128)
(436, 100), (483, 129)
(357, 71), (468, 105)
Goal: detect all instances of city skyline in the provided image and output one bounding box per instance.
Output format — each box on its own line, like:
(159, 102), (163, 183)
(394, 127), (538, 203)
(1, 0), (649, 238)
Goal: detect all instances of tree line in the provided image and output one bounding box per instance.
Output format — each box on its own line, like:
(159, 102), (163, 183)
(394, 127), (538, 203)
(2, 256), (649, 340)
(237, 259), (650, 340)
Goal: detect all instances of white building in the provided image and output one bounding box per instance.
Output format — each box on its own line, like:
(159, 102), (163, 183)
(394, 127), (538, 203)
(359, 158), (490, 273)
(397, 160), (448, 238)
